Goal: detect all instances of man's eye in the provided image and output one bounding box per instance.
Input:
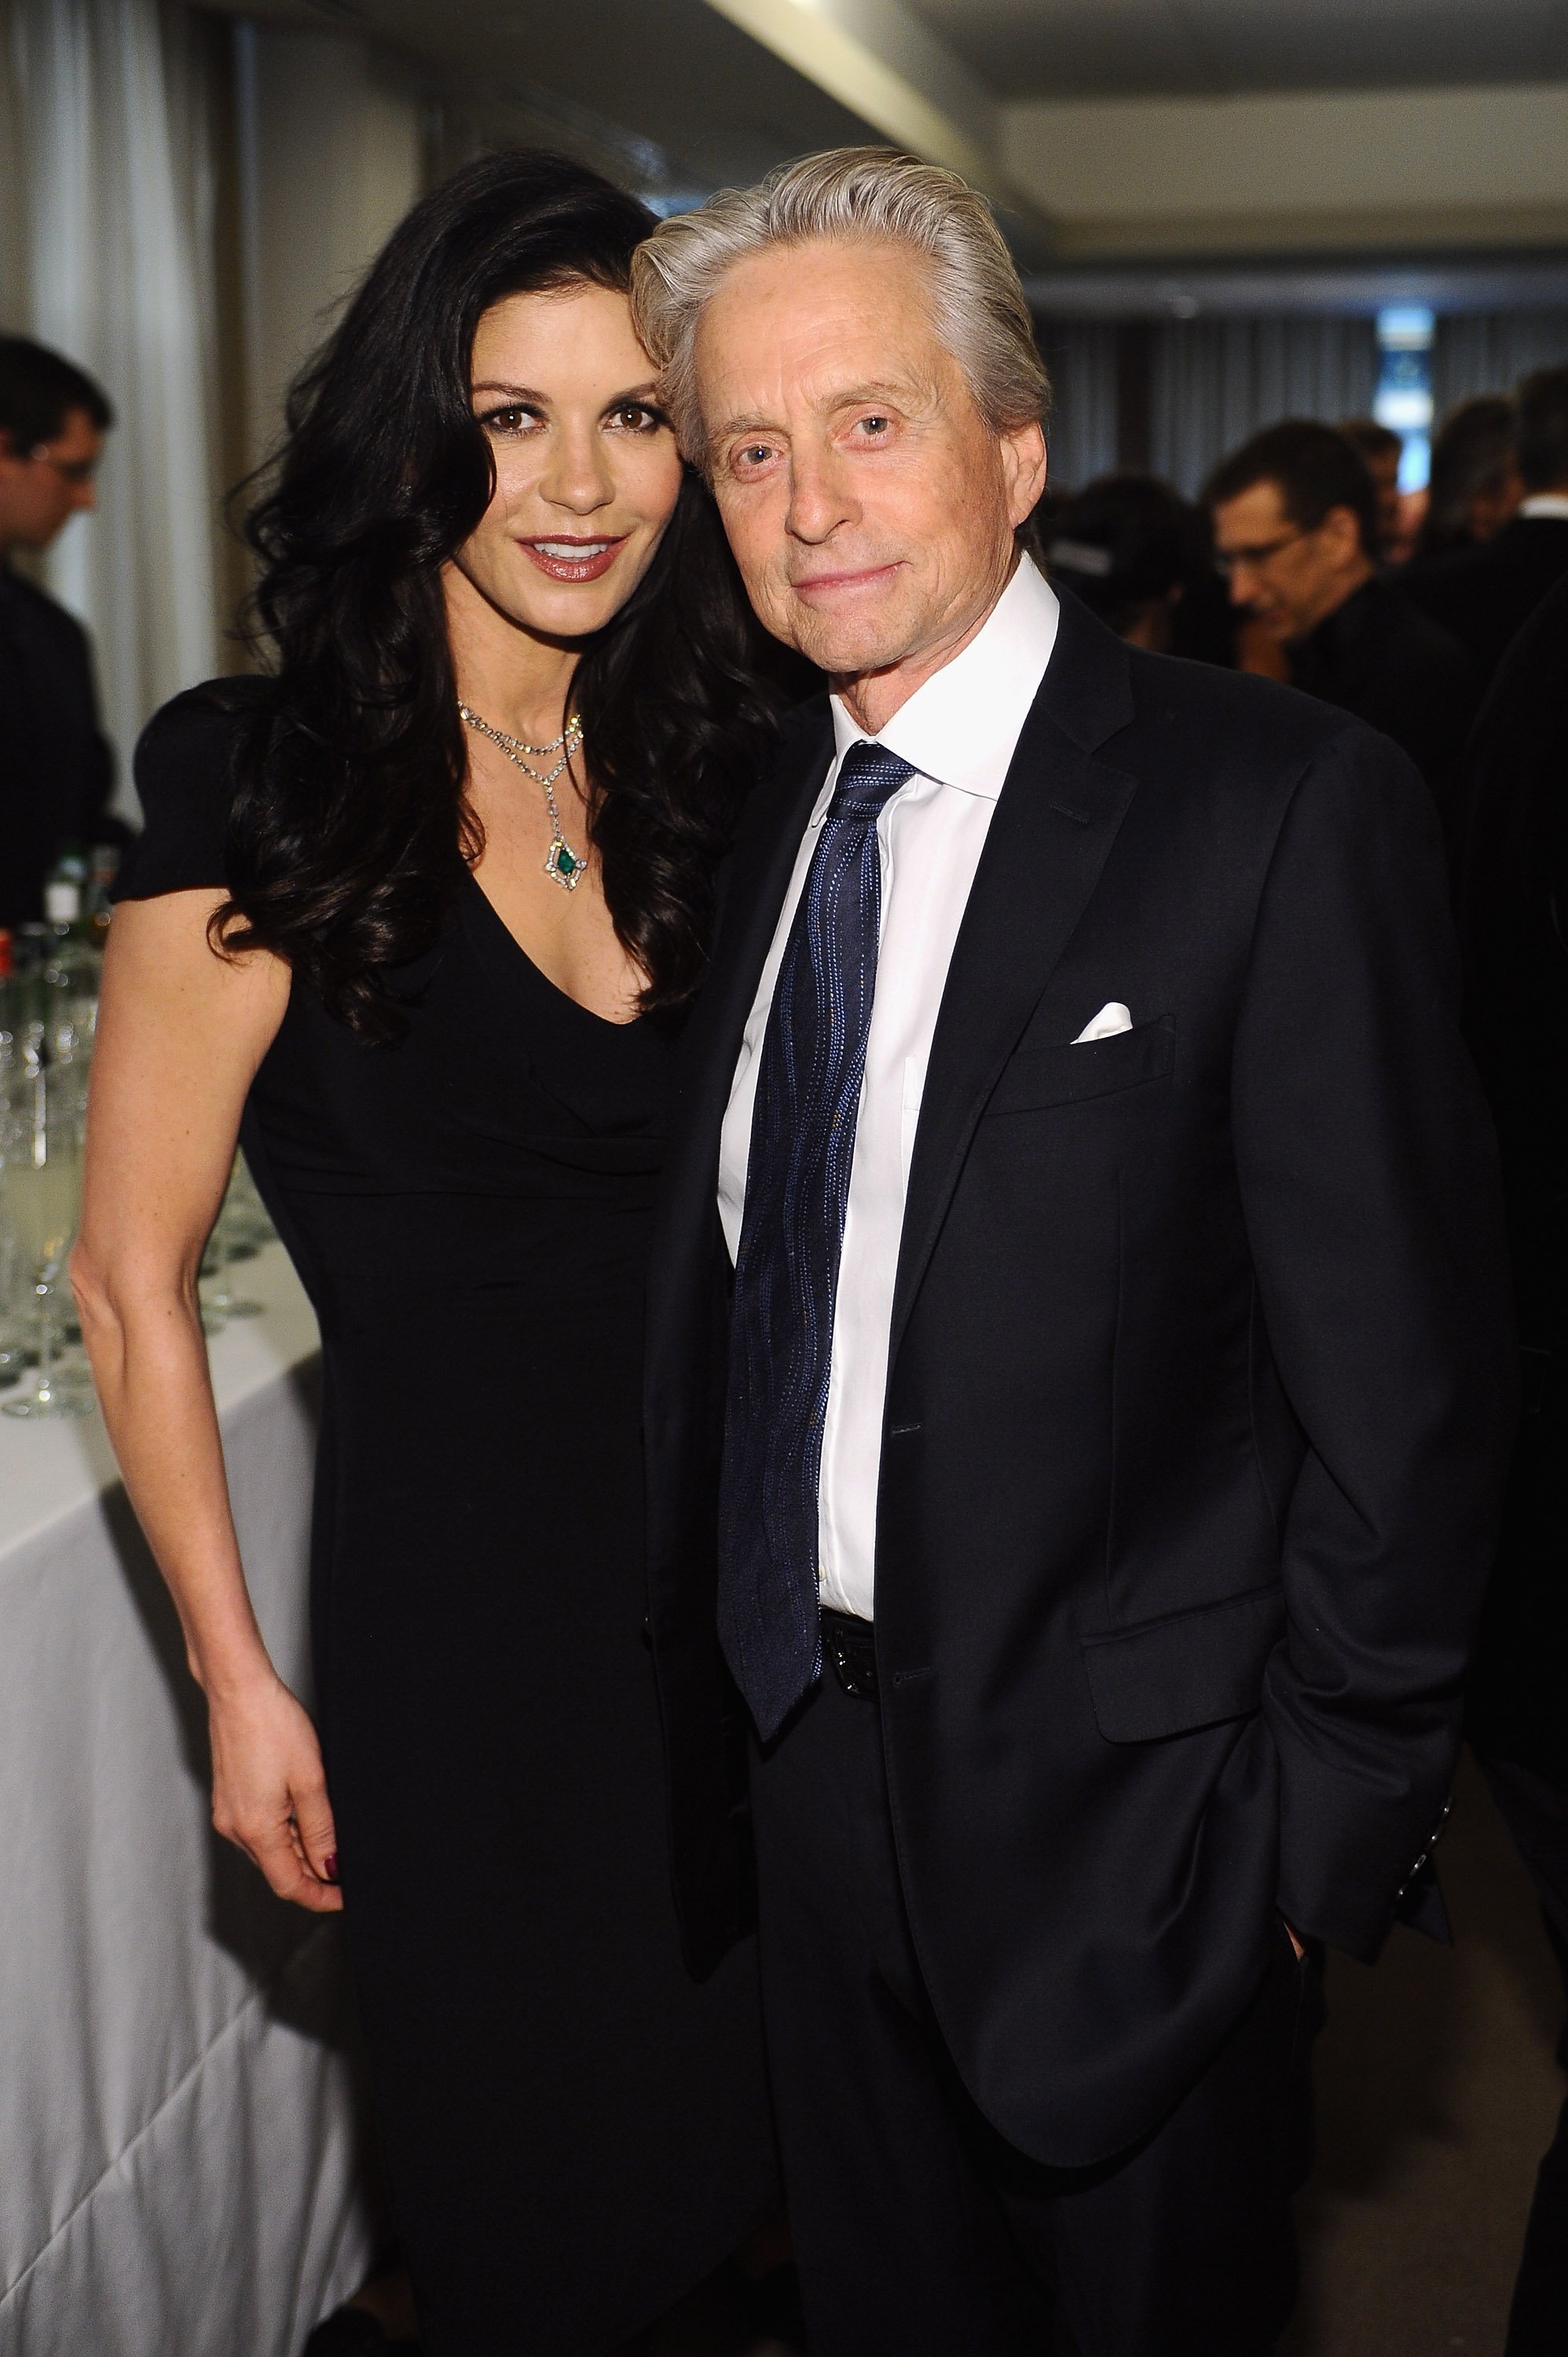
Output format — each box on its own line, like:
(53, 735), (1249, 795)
(735, 443), (776, 470)
(858, 414), (891, 436)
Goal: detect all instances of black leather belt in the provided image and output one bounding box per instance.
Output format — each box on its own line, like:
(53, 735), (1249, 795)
(822, 1607), (879, 1701)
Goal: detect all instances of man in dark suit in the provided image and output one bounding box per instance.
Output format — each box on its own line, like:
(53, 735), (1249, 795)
(1455, 571), (1568, 2356)
(632, 148), (1515, 2356)
(1207, 418), (1475, 808)
(1406, 365), (1568, 687)
(0, 336), (117, 928)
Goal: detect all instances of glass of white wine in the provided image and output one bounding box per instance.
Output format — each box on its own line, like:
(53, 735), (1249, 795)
(2, 1067), (92, 1420)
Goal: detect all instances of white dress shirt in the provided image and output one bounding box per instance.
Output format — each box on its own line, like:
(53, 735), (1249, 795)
(1518, 493), (1568, 521)
(717, 556), (1061, 1620)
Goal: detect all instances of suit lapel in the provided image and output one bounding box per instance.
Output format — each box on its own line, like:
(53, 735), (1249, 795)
(888, 600), (1140, 1362)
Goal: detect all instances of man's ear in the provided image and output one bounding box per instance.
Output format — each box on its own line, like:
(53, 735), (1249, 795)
(1002, 419), (1048, 533)
(1323, 504), (1367, 565)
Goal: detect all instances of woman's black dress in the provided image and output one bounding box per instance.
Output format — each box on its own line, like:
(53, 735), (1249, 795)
(116, 687), (775, 2357)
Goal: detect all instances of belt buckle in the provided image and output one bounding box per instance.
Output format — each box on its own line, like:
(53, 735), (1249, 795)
(826, 1620), (878, 1701)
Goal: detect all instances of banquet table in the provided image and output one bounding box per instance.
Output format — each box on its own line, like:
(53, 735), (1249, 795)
(0, 1244), (375, 2357)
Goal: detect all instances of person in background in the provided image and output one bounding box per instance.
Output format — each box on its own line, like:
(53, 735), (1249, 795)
(1045, 471), (1233, 663)
(1453, 568), (1568, 2357)
(0, 336), (119, 929)
(1405, 365), (1568, 684)
(1339, 416), (1405, 562)
(1208, 418), (1475, 808)
(1406, 394), (1522, 570)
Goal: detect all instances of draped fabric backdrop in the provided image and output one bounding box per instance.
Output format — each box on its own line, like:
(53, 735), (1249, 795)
(0, 0), (224, 819)
(1149, 317), (1380, 498)
(1433, 310), (1568, 423)
(1035, 319), (1120, 498)
(1034, 313), (1379, 501)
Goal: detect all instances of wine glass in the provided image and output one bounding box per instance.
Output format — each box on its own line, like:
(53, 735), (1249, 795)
(2, 1065), (93, 1419)
(200, 1161), (266, 1325)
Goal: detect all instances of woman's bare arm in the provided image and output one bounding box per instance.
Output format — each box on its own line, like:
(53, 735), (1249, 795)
(73, 895), (342, 1912)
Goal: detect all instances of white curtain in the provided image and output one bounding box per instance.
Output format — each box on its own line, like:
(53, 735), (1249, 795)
(1035, 319), (1121, 496)
(1432, 310), (1568, 422)
(2, 0), (223, 817)
(1150, 317), (1380, 498)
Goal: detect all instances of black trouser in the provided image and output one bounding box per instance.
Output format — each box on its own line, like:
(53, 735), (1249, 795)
(751, 1658), (1310, 2357)
(1478, 1753), (1568, 2357)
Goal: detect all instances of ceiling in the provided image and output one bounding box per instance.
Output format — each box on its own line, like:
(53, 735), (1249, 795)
(204, 0), (1568, 270)
(910, 0), (1568, 101)
(202, 0), (876, 198)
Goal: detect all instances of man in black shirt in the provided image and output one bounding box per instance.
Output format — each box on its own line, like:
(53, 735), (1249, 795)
(0, 338), (117, 928)
(1208, 419), (1475, 812)
(1406, 365), (1568, 687)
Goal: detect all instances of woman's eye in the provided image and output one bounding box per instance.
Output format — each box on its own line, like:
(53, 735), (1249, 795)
(610, 404), (665, 433)
(479, 405), (539, 438)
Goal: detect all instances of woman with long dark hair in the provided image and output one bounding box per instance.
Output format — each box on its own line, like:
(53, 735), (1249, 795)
(74, 152), (781, 2354)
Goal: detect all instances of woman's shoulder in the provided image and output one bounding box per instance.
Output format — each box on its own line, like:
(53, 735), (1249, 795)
(116, 676), (272, 903)
(136, 674), (270, 784)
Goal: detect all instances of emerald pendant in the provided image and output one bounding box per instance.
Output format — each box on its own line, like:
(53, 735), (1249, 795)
(544, 837), (584, 891)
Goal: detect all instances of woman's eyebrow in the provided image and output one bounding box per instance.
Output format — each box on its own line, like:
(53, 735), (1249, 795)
(471, 381), (544, 402)
(602, 382), (663, 409)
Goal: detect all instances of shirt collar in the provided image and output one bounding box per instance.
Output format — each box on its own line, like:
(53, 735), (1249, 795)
(1519, 493), (1568, 522)
(828, 555), (1061, 802)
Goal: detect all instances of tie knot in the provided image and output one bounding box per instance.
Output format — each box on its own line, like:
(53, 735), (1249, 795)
(828, 741), (916, 823)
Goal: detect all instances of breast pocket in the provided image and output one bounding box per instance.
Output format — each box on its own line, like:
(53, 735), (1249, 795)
(984, 1014), (1175, 1118)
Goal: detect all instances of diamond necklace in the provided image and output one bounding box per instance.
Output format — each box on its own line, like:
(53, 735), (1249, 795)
(458, 699), (588, 893)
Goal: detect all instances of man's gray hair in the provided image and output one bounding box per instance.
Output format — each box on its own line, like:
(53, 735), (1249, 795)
(629, 146), (1050, 464)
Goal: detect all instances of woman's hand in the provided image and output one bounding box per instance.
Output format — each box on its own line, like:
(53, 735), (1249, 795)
(207, 1673), (343, 1912)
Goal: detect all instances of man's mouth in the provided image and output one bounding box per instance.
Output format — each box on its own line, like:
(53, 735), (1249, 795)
(790, 559), (903, 600)
(518, 534), (628, 582)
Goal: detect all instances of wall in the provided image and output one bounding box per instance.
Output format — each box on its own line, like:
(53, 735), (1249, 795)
(233, 25), (428, 475)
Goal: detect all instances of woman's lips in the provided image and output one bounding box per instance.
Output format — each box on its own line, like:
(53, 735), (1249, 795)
(518, 534), (628, 582)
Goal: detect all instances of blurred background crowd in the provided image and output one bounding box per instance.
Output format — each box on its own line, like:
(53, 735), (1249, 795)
(2, 4), (1568, 2355)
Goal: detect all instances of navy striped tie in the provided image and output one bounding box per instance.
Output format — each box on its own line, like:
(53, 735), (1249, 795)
(718, 741), (916, 1739)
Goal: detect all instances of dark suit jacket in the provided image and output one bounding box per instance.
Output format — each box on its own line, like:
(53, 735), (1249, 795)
(0, 563), (117, 926)
(644, 591), (1516, 2168)
(1404, 512), (1568, 687)
(1456, 572), (1568, 1786)
(1288, 574), (1475, 811)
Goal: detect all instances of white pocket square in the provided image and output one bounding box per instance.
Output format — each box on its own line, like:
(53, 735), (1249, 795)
(1072, 1001), (1133, 1044)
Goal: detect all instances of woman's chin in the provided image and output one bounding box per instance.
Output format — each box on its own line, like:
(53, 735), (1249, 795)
(497, 559), (648, 640)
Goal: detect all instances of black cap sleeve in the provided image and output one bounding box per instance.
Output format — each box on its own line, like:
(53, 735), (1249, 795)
(112, 677), (267, 903)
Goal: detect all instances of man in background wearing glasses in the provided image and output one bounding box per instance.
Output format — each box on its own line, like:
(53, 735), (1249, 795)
(0, 336), (119, 929)
(1208, 417), (1475, 819)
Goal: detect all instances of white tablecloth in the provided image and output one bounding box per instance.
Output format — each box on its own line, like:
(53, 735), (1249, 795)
(0, 1246), (376, 2356)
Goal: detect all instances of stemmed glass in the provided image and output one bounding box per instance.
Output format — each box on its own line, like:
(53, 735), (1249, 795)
(1, 1064), (92, 1419)
(200, 1159), (268, 1327)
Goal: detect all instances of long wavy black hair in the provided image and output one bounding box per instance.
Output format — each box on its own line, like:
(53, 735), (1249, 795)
(220, 150), (785, 1034)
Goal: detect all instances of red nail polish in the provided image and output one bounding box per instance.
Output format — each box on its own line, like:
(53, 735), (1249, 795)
(323, 1853), (339, 1883)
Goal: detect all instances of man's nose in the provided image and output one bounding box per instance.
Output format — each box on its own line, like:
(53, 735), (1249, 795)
(786, 449), (853, 544)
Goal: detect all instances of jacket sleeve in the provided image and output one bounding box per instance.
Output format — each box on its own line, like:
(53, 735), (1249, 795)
(1231, 720), (1516, 1959)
